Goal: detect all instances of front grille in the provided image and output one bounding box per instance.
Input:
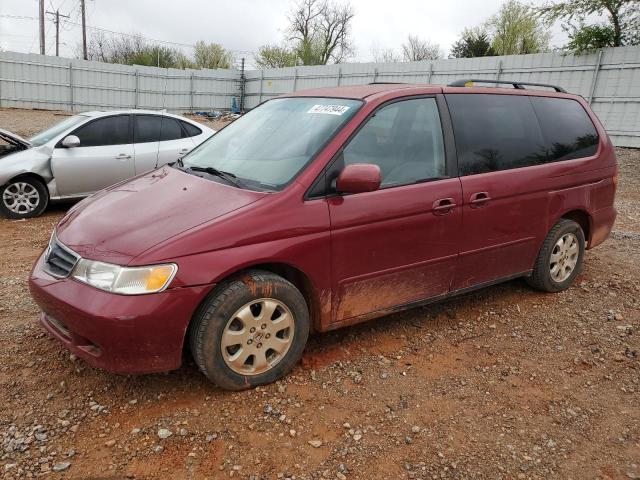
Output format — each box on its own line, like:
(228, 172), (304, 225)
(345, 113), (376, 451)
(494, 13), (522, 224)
(44, 238), (80, 278)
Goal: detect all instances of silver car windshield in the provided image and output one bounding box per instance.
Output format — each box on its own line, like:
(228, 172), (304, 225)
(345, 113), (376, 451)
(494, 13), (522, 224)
(29, 115), (89, 147)
(182, 97), (361, 190)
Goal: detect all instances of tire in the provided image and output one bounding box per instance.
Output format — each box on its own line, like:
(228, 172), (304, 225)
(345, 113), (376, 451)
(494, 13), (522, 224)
(526, 219), (585, 293)
(0, 177), (49, 219)
(189, 270), (310, 390)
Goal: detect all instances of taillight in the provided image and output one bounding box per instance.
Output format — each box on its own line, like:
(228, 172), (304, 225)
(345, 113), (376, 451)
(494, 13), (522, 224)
(613, 173), (618, 187)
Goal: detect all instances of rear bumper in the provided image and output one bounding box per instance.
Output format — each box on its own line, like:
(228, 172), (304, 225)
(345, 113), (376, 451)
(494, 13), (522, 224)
(29, 253), (212, 374)
(589, 205), (617, 249)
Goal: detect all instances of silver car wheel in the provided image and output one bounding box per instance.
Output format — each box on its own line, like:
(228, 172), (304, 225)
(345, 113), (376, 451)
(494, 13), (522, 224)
(2, 182), (40, 215)
(549, 233), (579, 283)
(221, 298), (295, 376)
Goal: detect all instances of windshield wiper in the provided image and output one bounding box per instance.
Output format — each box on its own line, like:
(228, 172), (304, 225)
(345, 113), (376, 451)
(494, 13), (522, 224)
(187, 165), (243, 188)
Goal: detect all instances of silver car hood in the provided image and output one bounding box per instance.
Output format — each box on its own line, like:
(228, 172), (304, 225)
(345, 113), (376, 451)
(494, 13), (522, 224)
(0, 128), (31, 149)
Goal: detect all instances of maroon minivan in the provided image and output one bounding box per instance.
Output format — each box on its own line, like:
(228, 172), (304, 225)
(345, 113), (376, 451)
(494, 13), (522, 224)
(29, 80), (617, 390)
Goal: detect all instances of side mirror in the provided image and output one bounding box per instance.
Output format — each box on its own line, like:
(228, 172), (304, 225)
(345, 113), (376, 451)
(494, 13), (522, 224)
(336, 163), (381, 194)
(61, 135), (80, 148)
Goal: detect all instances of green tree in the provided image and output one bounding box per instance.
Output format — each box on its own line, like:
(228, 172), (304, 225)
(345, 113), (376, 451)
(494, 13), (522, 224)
(450, 27), (495, 58)
(487, 0), (550, 55)
(537, 0), (640, 48)
(255, 44), (298, 68)
(565, 23), (617, 53)
(193, 41), (233, 69)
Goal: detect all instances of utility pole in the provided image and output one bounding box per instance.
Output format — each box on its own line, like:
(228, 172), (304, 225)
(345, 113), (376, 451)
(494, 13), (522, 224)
(39, 0), (45, 54)
(46, 10), (71, 57)
(81, 0), (87, 60)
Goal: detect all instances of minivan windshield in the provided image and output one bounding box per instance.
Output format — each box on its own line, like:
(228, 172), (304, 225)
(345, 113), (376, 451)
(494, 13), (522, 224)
(29, 114), (88, 147)
(182, 97), (361, 190)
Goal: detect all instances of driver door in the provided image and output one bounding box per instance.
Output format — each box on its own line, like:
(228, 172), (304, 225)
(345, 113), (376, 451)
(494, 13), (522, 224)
(51, 114), (135, 197)
(328, 97), (462, 322)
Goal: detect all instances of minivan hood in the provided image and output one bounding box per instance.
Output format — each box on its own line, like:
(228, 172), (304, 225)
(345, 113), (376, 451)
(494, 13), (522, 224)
(56, 166), (267, 265)
(0, 128), (31, 148)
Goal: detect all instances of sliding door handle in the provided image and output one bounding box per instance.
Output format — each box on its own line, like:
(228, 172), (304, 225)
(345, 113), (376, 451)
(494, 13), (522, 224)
(470, 191), (491, 208)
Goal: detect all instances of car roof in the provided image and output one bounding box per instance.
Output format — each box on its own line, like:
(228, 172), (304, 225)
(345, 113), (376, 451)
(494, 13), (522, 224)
(80, 110), (198, 121)
(282, 83), (580, 102)
(284, 83), (439, 100)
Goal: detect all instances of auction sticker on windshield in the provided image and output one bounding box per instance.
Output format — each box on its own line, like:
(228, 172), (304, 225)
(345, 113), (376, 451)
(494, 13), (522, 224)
(307, 104), (351, 115)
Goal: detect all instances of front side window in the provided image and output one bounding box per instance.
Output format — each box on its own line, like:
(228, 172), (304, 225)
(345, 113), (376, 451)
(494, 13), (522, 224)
(30, 115), (88, 147)
(183, 97), (361, 190)
(343, 97), (446, 187)
(73, 116), (130, 147)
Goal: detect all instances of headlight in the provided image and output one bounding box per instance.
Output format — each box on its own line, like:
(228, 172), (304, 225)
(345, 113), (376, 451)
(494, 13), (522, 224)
(72, 259), (177, 295)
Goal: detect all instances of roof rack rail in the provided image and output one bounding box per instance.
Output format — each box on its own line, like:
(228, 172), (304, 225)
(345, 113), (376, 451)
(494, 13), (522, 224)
(447, 79), (566, 93)
(368, 81), (407, 85)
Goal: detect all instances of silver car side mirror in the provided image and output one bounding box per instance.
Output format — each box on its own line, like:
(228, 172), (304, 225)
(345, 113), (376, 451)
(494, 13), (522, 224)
(61, 135), (80, 148)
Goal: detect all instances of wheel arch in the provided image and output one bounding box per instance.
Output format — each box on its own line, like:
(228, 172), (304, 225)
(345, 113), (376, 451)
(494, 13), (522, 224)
(184, 261), (322, 356)
(4, 171), (49, 189)
(559, 209), (592, 247)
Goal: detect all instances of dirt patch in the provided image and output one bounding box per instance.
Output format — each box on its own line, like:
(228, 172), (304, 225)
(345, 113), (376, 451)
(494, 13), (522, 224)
(0, 108), (638, 479)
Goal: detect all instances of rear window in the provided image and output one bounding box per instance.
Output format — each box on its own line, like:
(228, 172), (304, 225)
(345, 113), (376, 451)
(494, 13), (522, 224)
(134, 115), (162, 143)
(447, 94), (545, 175)
(159, 118), (183, 141)
(446, 94), (599, 176)
(530, 97), (598, 162)
(134, 115), (189, 143)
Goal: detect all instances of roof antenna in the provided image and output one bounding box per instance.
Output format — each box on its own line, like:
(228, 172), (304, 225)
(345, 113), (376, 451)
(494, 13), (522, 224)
(154, 61), (170, 169)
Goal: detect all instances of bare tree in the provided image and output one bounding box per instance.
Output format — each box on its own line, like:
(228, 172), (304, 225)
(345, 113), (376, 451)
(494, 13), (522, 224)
(370, 44), (402, 63)
(288, 0), (355, 65)
(401, 35), (443, 61)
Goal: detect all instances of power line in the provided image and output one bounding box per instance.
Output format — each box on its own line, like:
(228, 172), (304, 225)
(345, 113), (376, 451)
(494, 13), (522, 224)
(0, 13), (257, 57)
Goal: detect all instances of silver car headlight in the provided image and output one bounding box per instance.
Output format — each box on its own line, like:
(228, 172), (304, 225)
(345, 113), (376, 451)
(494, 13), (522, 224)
(71, 259), (177, 295)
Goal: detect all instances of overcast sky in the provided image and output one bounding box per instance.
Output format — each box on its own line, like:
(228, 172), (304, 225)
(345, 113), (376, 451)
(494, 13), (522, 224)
(0, 0), (569, 66)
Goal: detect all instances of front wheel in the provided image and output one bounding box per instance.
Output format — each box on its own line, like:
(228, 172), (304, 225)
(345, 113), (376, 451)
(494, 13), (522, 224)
(189, 270), (310, 390)
(0, 177), (49, 219)
(526, 219), (585, 293)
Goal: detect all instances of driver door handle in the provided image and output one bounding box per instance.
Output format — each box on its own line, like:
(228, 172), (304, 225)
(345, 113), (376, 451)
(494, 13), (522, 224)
(179, 148), (190, 154)
(432, 197), (457, 215)
(115, 153), (131, 160)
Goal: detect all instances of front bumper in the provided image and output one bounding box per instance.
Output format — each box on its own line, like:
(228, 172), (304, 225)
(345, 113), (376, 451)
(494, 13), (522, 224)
(29, 252), (212, 374)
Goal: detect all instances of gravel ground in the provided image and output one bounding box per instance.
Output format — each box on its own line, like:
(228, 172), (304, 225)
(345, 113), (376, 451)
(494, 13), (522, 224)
(0, 109), (638, 480)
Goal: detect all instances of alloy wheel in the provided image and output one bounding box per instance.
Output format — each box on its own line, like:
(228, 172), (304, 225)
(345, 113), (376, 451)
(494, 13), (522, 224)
(221, 298), (295, 375)
(549, 233), (579, 283)
(2, 182), (40, 215)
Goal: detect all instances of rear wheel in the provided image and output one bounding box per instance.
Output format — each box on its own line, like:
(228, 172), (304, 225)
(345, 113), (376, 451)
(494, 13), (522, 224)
(526, 219), (585, 292)
(189, 270), (310, 390)
(0, 177), (49, 219)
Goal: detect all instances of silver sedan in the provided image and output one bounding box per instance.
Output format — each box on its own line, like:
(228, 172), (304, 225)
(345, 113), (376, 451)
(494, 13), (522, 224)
(0, 110), (215, 218)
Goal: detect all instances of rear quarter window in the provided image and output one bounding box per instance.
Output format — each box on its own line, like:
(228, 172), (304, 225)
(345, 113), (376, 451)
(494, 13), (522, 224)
(530, 97), (598, 161)
(181, 121), (202, 138)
